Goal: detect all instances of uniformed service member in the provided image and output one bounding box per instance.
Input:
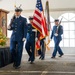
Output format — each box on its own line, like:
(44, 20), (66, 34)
(51, 19), (64, 58)
(8, 7), (27, 69)
(25, 16), (37, 64)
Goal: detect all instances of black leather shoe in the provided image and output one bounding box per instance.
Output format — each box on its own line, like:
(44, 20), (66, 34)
(13, 63), (16, 67)
(13, 64), (15, 67)
(39, 56), (42, 59)
(51, 57), (55, 59)
(28, 58), (31, 62)
(41, 57), (45, 60)
(30, 61), (34, 64)
(59, 54), (64, 57)
(15, 66), (21, 69)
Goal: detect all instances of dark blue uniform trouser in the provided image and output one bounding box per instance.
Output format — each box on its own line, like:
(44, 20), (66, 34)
(52, 40), (63, 57)
(40, 40), (46, 59)
(10, 40), (23, 67)
(25, 40), (35, 61)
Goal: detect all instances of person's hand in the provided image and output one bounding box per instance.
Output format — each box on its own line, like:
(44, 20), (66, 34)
(7, 25), (11, 30)
(35, 38), (38, 41)
(54, 33), (58, 36)
(22, 38), (26, 42)
(44, 39), (46, 42)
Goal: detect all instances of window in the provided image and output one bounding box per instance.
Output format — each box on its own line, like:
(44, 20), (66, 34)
(58, 13), (75, 47)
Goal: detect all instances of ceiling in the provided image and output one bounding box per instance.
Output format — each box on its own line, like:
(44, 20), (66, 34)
(0, 0), (75, 11)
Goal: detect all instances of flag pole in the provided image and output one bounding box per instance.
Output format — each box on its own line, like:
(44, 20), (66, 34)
(45, 0), (51, 50)
(14, 0), (16, 7)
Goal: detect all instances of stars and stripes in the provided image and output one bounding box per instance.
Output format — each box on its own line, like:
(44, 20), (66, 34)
(33, 0), (48, 51)
(33, 0), (42, 33)
(33, 0), (48, 38)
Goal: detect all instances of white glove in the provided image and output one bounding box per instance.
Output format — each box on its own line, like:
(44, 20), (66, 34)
(35, 38), (38, 41)
(22, 38), (26, 42)
(54, 33), (58, 36)
(7, 25), (11, 29)
(44, 39), (46, 42)
(32, 29), (37, 32)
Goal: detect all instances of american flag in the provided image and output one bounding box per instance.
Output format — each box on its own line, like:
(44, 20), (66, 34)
(33, 0), (48, 38)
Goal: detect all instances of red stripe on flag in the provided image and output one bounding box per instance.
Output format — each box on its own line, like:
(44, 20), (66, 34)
(36, 39), (40, 50)
(35, 10), (41, 17)
(33, 16), (41, 24)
